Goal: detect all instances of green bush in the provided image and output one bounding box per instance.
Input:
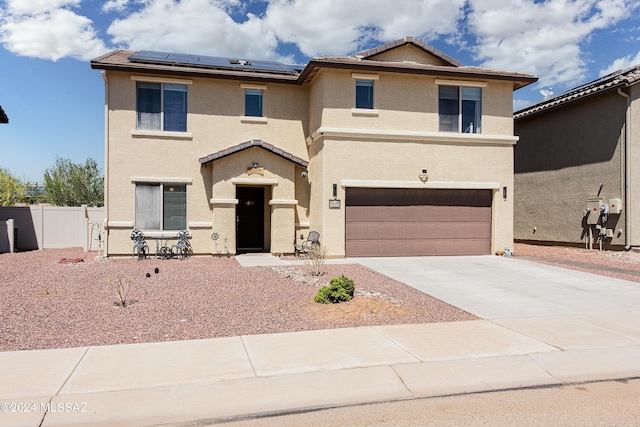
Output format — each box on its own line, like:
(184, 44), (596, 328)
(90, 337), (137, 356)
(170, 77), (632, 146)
(314, 275), (355, 304)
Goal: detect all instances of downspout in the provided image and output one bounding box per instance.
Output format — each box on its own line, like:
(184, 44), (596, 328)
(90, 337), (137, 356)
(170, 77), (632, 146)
(101, 71), (109, 257)
(617, 87), (631, 250)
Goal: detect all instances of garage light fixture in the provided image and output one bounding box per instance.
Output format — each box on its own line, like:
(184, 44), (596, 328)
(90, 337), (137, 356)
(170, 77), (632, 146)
(419, 169), (428, 183)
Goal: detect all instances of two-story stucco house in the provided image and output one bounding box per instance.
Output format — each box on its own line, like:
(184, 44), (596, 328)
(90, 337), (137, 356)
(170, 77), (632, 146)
(91, 37), (536, 258)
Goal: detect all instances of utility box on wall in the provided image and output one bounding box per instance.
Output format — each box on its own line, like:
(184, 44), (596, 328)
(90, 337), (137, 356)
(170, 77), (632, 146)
(586, 198), (603, 225)
(609, 198), (622, 214)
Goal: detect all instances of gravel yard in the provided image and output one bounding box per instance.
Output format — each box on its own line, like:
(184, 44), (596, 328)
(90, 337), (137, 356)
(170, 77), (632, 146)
(3, 245), (637, 352)
(514, 243), (640, 282)
(0, 248), (475, 352)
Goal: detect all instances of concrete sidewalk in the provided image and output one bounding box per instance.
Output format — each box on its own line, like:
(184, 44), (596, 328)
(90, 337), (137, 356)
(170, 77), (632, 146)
(2, 314), (640, 427)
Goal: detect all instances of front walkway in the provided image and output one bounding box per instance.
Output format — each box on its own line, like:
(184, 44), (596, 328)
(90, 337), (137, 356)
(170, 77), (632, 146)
(2, 316), (639, 427)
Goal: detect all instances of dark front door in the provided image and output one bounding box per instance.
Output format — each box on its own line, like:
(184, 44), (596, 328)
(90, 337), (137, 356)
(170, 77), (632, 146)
(236, 187), (264, 251)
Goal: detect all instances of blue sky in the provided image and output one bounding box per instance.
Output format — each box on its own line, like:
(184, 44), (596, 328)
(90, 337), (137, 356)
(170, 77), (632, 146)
(1, 0), (640, 182)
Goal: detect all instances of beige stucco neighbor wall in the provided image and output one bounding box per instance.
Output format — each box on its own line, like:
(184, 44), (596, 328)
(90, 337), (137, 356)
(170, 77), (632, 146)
(104, 71), (309, 256)
(514, 90), (627, 248)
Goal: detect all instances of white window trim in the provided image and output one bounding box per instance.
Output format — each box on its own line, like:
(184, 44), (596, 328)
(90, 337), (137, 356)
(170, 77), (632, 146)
(131, 130), (193, 139)
(351, 108), (379, 117)
(352, 73), (379, 80)
(131, 75), (192, 85)
(131, 177), (192, 184)
(240, 83), (268, 90)
(435, 79), (487, 88)
(240, 116), (268, 124)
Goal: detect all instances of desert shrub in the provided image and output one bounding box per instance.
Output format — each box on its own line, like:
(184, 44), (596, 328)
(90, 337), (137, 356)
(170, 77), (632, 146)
(305, 244), (327, 276)
(314, 275), (355, 304)
(109, 276), (134, 307)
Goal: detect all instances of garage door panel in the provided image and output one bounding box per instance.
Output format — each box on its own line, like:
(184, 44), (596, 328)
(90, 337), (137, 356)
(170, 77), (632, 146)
(345, 188), (492, 257)
(346, 239), (491, 257)
(346, 205), (491, 222)
(345, 221), (492, 240)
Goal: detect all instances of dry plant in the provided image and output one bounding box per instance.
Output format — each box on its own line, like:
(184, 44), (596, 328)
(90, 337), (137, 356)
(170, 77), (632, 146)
(109, 276), (134, 307)
(305, 244), (327, 276)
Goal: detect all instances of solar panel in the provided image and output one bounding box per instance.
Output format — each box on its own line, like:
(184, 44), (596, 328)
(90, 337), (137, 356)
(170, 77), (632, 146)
(128, 50), (302, 74)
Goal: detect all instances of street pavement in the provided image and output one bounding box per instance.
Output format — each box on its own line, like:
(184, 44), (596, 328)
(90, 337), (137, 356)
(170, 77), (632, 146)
(1, 255), (639, 426)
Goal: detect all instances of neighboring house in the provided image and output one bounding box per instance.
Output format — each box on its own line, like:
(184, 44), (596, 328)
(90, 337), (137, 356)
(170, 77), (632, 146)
(0, 106), (8, 124)
(91, 37), (536, 258)
(514, 65), (640, 250)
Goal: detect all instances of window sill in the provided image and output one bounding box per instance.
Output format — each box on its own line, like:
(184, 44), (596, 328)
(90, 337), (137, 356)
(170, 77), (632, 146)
(241, 116), (268, 124)
(139, 231), (181, 238)
(131, 130), (193, 140)
(351, 108), (379, 117)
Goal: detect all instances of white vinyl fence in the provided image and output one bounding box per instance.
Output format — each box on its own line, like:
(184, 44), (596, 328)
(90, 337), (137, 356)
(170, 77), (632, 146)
(0, 205), (104, 253)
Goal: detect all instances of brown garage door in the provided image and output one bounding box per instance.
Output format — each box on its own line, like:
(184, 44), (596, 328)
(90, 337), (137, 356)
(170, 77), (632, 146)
(345, 188), (492, 257)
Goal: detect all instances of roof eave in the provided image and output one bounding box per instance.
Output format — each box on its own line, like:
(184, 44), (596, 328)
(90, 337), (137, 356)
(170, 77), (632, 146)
(91, 61), (300, 84)
(298, 59), (537, 89)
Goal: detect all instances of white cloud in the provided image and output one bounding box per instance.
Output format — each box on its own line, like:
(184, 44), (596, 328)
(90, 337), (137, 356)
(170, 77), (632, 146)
(106, 0), (286, 61)
(102, 0), (130, 14)
(264, 0), (465, 57)
(468, 0), (633, 89)
(0, 0), (108, 60)
(4, 0), (82, 15)
(599, 50), (640, 76)
(105, 0), (465, 61)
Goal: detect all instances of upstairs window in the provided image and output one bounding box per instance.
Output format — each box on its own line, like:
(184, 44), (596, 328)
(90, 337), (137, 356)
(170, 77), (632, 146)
(355, 79), (374, 109)
(135, 183), (186, 231)
(136, 83), (187, 132)
(245, 89), (263, 117)
(439, 86), (482, 133)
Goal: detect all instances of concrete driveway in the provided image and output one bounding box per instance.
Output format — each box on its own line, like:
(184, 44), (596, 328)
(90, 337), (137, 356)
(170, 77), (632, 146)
(354, 256), (640, 319)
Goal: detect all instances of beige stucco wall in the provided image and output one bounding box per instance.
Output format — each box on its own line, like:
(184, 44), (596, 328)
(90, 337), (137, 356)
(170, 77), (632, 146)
(514, 90), (627, 248)
(368, 44), (450, 65)
(104, 71), (309, 255)
(309, 137), (514, 257)
(309, 69), (513, 136)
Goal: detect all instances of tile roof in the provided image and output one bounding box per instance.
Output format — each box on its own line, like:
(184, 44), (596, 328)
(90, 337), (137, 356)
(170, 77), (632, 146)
(515, 64), (640, 119)
(91, 38), (537, 90)
(0, 105), (7, 124)
(199, 139), (309, 168)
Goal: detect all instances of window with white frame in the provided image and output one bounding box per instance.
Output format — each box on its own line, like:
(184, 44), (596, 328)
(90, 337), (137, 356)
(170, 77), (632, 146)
(438, 86), (482, 133)
(244, 89), (263, 117)
(135, 183), (186, 230)
(136, 83), (187, 132)
(355, 79), (374, 109)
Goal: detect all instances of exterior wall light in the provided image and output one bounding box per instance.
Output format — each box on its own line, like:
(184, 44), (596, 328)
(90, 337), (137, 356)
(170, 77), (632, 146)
(419, 169), (428, 182)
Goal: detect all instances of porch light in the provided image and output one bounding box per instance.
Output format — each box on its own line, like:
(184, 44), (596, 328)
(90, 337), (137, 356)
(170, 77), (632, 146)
(419, 169), (428, 183)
